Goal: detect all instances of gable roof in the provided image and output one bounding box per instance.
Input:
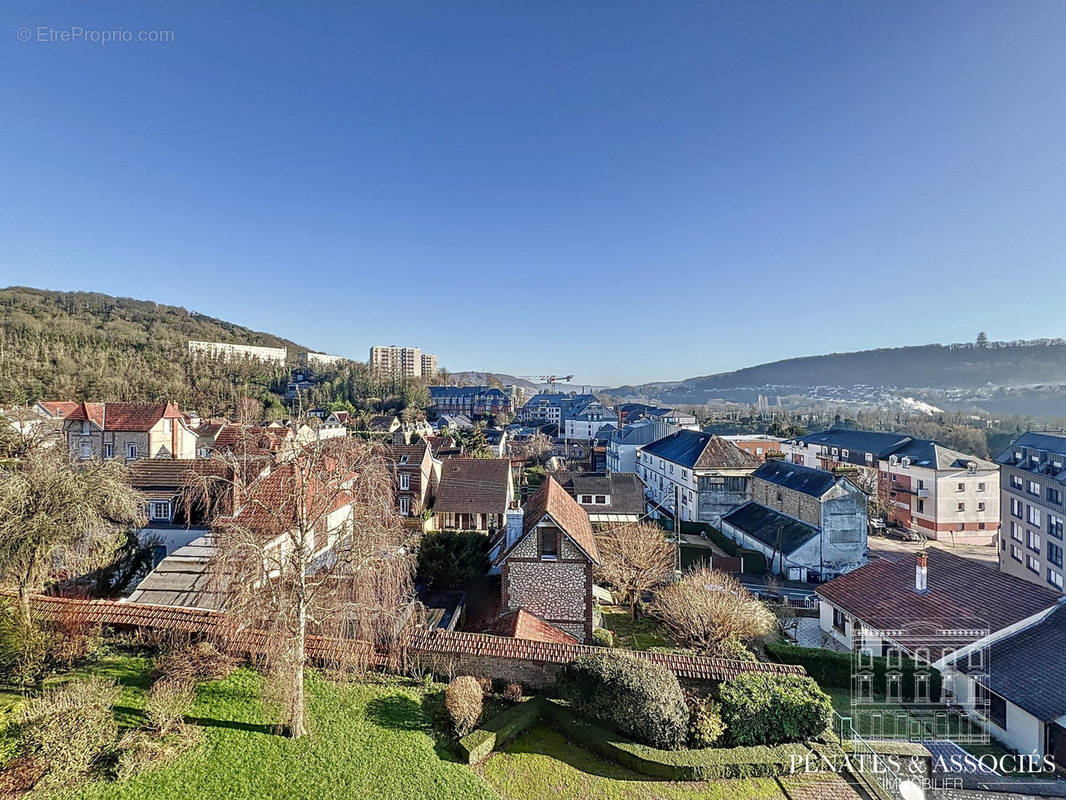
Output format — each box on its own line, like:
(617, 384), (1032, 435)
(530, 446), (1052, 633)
(36, 401), (79, 418)
(434, 458), (512, 514)
(513, 477), (598, 563)
(642, 430), (760, 471)
(487, 608), (578, 645)
(380, 442), (428, 468)
(67, 402), (185, 432)
(722, 502), (819, 555)
(553, 471), (646, 517)
(954, 604), (1066, 722)
(752, 459), (841, 498)
(784, 429), (914, 457)
(816, 549), (1060, 648)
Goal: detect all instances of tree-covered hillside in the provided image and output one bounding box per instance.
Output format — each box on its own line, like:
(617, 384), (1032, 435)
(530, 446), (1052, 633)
(0, 287), (310, 413)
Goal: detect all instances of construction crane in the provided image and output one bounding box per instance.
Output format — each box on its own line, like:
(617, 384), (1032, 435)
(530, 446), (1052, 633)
(519, 374), (574, 388)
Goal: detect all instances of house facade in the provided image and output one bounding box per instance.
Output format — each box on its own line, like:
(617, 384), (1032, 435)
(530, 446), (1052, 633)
(639, 430), (760, 524)
(381, 442), (438, 518)
(995, 432), (1066, 593)
(432, 458), (514, 531)
(494, 477), (601, 643)
(517, 392), (597, 427)
(64, 402), (197, 461)
(428, 386), (514, 419)
(563, 400), (614, 440)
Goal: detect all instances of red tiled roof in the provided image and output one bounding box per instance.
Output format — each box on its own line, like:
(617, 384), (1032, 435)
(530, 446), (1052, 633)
(488, 609), (578, 645)
(434, 458), (512, 514)
(816, 549), (1060, 646)
(66, 402), (185, 432)
(21, 594), (804, 683)
(37, 400), (79, 418)
(518, 477), (599, 563)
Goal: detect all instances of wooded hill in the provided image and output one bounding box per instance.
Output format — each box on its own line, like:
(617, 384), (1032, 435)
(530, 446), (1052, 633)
(0, 286), (311, 413)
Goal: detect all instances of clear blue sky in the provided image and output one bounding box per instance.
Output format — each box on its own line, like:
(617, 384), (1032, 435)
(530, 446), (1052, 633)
(2, 2), (1064, 386)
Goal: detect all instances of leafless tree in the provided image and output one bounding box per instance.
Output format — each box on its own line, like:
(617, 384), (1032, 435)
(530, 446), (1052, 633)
(648, 568), (774, 657)
(595, 522), (676, 618)
(192, 433), (419, 738)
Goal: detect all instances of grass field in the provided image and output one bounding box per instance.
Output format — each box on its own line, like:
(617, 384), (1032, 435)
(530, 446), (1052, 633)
(481, 725), (787, 800)
(598, 608), (673, 651)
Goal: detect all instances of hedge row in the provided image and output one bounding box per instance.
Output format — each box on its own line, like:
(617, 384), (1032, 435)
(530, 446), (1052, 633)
(678, 521), (767, 575)
(459, 696), (546, 764)
(765, 641), (942, 702)
(544, 700), (812, 780)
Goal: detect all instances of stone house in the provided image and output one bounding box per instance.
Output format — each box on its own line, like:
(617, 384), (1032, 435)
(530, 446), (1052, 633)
(64, 402), (197, 461)
(492, 477), (601, 643)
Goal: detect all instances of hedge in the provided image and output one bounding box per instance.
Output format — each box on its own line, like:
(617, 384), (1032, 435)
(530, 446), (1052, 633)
(765, 641), (942, 702)
(545, 700), (813, 780)
(459, 697), (546, 764)
(678, 521), (767, 574)
(719, 673), (834, 746)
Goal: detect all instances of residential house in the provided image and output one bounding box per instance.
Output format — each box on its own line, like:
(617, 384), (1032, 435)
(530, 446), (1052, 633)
(482, 427), (508, 457)
(553, 471), (647, 528)
(365, 415), (401, 437)
(428, 386), (514, 419)
(128, 459), (229, 562)
(563, 400), (615, 440)
(639, 430), (761, 524)
(605, 419), (662, 474)
(34, 400), (79, 420)
(517, 392), (597, 427)
(381, 442), (438, 518)
(433, 414), (475, 430)
(492, 477), (601, 643)
(720, 459), (867, 582)
(433, 458), (514, 531)
(995, 432), (1066, 593)
(782, 429), (1000, 543)
(616, 404), (697, 428)
(816, 549), (1062, 758)
(391, 419), (433, 445)
(64, 402), (197, 461)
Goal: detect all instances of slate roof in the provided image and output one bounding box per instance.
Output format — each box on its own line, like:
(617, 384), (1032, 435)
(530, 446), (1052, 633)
(954, 603), (1066, 721)
(888, 439), (996, 471)
(128, 535), (222, 609)
(553, 471), (646, 517)
(817, 550), (1060, 649)
(512, 476), (599, 563)
(67, 402), (185, 431)
(752, 459), (840, 498)
(434, 458), (512, 514)
(487, 608), (578, 644)
(785, 429), (914, 457)
(429, 386), (508, 400)
(366, 414), (398, 431)
(642, 430), (760, 471)
(722, 502), (819, 555)
(995, 432), (1066, 485)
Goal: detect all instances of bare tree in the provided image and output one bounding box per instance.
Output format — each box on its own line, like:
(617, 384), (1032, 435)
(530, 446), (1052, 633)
(0, 442), (143, 627)
(596, 522), (676, 618)
(193, 434), (418, 738)
(648, 568), (774, 657)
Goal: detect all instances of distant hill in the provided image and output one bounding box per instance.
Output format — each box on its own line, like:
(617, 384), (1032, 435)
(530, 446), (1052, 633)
(607, 340), (1066, 416)
(0, 286), (313, 411)
(449, 371), (540, 391)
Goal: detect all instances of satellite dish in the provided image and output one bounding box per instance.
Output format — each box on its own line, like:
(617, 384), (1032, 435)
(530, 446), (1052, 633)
(898, 780), (926, 800)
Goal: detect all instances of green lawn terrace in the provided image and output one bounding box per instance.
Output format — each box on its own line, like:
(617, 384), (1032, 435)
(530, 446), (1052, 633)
(0, 654), (861, 800)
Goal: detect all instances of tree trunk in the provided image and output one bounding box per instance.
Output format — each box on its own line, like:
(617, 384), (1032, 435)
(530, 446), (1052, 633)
(17, 584), (31, 630)
(287, 571), (308, 739)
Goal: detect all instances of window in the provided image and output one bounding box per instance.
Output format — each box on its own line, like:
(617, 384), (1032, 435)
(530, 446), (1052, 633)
(957, 502), (965, 512)
(149, 501), (171, 521)
(917, 479), (926, 490)
(1011, 498), (1023, 518)
(1011, 544), (1023, 562)
(1048, 541), (1063, 568)
(957, 482), (965, 492)
(841, 449), (849, 459)
(104, 443), (113, 459)
(1027, 554), (1041, 574)
(887, 674), (902, 703)
(398, 496), (411, 516)
(681, 469), (687, 479)
(865, 452), (873, 463)
(975, 683), (1007, 729)
(399, 454), (409, 465)
(539, 527), (559, 559)
(832, 608), (847, 633)
(977, 482), (986, 492)
(80, 420), (90, 435)
(1027, 505), (1042, 527)
(977, 502), (986, 512)
(1029, 480), (1042, 496)
(399, 473), (410, 490)
(1048, 569), (1064, 591)
(1027, 530), (1041, 553)
(1049, 487), (1063, 505)
(917, 499), (925, 514)
(1010, 474), (1024, 490)
(79, 442), (91, 459)
(1050, 516), (1064, 540)
(580, 494), (593, 504)
(594, 495), (606, 504)
(126, 443), (137, 460)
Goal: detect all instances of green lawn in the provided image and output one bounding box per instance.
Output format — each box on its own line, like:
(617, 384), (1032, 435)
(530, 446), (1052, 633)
(481, 725), (787, 800)
(9, 657), (497, 800)
(599, 608), (673, 651)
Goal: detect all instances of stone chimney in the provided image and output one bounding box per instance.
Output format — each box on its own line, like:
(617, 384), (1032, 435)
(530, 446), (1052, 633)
(505, 502), (524, 549)
(915, 551), (929, 594)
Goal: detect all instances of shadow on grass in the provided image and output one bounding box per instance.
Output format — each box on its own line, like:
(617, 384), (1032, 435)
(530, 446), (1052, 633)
(496, 724), (660, 782)
(365, 693), (427, 732)
(184, 715), (276, 735)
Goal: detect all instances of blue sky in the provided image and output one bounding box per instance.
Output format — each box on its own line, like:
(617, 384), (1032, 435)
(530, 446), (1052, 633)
(2, 2), (1064, 386)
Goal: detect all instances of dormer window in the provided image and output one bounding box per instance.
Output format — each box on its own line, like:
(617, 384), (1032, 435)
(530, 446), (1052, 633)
(80, 420), (90, 435)
(399, 455), (409, 464)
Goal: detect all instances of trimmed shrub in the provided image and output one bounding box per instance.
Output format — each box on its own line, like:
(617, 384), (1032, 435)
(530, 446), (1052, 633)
(687, 696), (726, 748)
(416, 531), (490, 589)
(591, 628), (615, 648)
(0, 612), (52, 687)
(155, 640), (237, 685)
(458, 696), (545, 764)
(502, 682), (523, 702)
(476, 676), (494, 696)
(719, 673), (833, 746)
(546, 700), (809, 780)
(15, 678), (120, 790)
(445, 676), (483, 737)
(557, 652), (688, 750)
(114, 728), (201, 781)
